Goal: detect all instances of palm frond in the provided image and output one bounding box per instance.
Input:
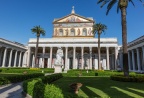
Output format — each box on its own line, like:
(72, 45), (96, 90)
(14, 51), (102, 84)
(31, 25), (46, 37)
(129, 0), (135, 6)
(100, 1), (110, 8)
(106, 0), (117, 15)
(93, 23), (107, 35)
(97, 0), (105, 4)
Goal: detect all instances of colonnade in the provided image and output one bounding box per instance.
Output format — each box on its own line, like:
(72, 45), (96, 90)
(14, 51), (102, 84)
(0, 47), (26, 67)
(128, 46), (144, 72)
(27, 46), (119, 70)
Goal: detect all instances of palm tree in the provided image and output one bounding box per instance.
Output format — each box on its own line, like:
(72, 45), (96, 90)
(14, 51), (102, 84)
(97, 0), (142, 76)
(93, 23), (107, 70)
(31, 25), (45, 67)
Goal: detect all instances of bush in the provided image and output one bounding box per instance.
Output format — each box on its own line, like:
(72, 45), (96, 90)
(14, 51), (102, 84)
(23, 73), (63, 97)
(23, 78), (42, 96)
(0, 69), (2, 72)
(95, 73), (98, 76)
(44, 84), (63, 98)
(41, 73), (63, 84)
(0, 68), (54, 74)
(33, 81), (45, 98)
(0, 77), (10, 85)
(110, 75), (144, 82)
(63, 69), (125, 77)
(24, 80), (63, 98)
(0, 73), (44, 85)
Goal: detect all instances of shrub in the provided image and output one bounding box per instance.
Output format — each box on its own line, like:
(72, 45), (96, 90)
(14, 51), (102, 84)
(23, 78), (42, 96)
(110, 75), (144, 82)
(0, 69), (2, 72)
(44, 84), (63, 98)
(0, 68), (54, 74)
(0, 77), (10, 85)
(33, 81), (45, 98)
(95, 73), (98, 76)
(41, 73), (63, 84)
(7, 73), (44, 83)
(0, 73), (44, 85)
(23, 73), (63, 97)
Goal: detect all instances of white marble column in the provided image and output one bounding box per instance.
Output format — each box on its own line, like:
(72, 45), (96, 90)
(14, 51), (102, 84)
(119, 51), (123, 70)
(136, 48), (141, 71)
(106, 47), (110, 70)
(73, 47), (76, 69)
(81, 47), (84, 69)
(0, 49), (3, 66)
(65, 47), (68, 70)
(89, 47), (92, 69)
(2, 48), (8, 67)
(115, 47), (118, 70)
(18, 52), (22, 67)
(32, 54), (35, 68)
(142, 46), (144, 70)
(22, 52), (27, 67)
(67, 58), (70, 69)
(27, 47), (31, 67)
(14, 51), (18, 67)
(47, 58), (49, 68)
(132, 49), (135, 71)
(42, 47), (45, 68)
(128, 51), (131, 71)
(49, 47), (53, 68)
(8, 49), (13, 67)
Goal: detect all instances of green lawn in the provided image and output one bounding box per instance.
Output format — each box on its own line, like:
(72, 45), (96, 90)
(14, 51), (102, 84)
(53, 77), (144, 98)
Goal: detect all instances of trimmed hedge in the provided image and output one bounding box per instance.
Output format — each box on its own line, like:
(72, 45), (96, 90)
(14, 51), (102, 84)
(41, 73), (63, 84)
(0, 73), (44, 85)
(44, 84), (63, 98)
(0, 68), (54, 74)
(23, 73), (63, 98)
(0, 77), (10, 85)
(62, 69), (139, 77)
(62, 69), (125, 77)
(110, 75), (144, 82)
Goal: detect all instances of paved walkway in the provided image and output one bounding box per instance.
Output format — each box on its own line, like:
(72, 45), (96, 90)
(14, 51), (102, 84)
(0, 73), (52, 98)
(0, 82), (26, 98)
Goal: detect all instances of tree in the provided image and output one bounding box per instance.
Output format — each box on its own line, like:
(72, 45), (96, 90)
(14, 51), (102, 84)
(31, 25), (45, 67)
(93, 23), (107, 70)
(97, 0), (142, 76)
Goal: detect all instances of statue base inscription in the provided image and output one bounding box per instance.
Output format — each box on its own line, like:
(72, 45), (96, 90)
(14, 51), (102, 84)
(54, 64), (63, 73)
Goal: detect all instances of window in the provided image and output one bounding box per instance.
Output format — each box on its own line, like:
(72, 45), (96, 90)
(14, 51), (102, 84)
(83, 28), (87, 36)
(71, 28), (75, 36)
(59, 29), (63, 36)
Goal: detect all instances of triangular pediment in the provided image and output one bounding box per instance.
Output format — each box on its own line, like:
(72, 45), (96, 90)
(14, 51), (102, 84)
(53, 13), (94, 23)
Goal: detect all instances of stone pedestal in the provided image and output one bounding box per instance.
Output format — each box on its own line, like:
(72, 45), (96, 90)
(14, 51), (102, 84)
(63, 68), (67, 73)
(54, 64), (63, 73)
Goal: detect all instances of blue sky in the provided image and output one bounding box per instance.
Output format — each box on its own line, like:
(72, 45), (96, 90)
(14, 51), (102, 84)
(0, 0), (144, 45)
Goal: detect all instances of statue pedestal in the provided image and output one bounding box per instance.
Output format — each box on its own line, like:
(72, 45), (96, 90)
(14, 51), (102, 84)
(54, 64), (63, 73)
(63, 68), (67, 73)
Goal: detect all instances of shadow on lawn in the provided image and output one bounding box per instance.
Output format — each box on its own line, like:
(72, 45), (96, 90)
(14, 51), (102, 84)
(54, 77), (144, 98)
(81, 85), (100, 97)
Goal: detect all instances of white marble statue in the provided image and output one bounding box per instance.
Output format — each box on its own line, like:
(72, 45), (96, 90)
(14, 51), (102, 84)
(55, 47), (63, 65)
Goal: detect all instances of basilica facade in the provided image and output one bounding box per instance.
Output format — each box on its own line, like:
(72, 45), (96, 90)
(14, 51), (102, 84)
(0, 8), (143, 72)
(27, 8), (120, 70)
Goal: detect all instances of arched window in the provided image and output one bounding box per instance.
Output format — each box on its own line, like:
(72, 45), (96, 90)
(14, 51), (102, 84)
(59, 29), (63, 36)
(83, 28), (87, 36)
(70, 28), (75, 36)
